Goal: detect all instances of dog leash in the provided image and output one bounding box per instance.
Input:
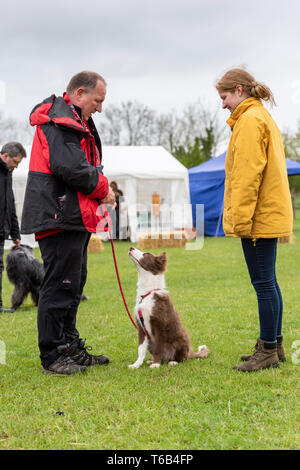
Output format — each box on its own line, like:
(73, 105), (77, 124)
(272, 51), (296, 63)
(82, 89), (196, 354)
(109, 230), (138, 330)
(110, 236), (153, 339)
(97, 202), (138, 330)
(137, 309), (151, 339)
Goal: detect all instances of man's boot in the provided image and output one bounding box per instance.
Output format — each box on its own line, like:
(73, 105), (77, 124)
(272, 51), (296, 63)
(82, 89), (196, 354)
(240, 336), (286, 362)
(70, 338), (109, 367)
(42, 344), (87, 375)
(234, 338), (279, 372)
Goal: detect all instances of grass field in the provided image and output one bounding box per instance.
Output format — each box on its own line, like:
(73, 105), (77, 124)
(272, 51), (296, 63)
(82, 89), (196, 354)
(0, 216), (300, 450)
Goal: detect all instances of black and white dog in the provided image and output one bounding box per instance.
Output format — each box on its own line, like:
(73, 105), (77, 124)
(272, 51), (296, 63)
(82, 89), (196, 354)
(6, 244), (44, 311)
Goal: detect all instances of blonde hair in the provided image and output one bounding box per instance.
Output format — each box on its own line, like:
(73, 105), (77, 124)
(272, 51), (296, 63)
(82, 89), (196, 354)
(216, 68), (276, 106)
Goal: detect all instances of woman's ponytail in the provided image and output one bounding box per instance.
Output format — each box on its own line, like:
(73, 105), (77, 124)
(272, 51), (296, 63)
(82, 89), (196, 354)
(250, 81), (276, 106)
(216, 68), (276, 106)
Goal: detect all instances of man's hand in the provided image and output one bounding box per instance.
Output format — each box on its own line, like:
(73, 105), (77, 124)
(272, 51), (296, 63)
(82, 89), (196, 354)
(101, 187), (116, 208)
(13, 239), (21, 247)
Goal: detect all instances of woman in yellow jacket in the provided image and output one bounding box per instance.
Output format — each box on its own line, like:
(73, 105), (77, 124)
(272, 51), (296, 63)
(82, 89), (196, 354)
(216, 68), (293, 372)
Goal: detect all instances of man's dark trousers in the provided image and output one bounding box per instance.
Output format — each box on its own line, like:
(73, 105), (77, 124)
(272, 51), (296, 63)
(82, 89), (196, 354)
(0, 238), (5, 307)
(37, 231), (91, 368)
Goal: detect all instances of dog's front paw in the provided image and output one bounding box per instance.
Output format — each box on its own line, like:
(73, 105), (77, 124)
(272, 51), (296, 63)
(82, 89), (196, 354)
(168, 361), (178, 366)
(128, 363), (141, 369)
(150, 363), (160, 369)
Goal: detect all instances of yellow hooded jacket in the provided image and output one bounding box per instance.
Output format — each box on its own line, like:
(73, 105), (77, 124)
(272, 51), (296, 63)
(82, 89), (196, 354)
(223, 97), (293, 238)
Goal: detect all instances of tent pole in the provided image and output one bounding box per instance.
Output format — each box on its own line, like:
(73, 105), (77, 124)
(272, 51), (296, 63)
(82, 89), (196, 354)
(215, 195), (224, 236)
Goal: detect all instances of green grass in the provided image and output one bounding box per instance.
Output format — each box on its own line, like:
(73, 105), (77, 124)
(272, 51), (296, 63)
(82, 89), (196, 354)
(0, 217), (300, 450)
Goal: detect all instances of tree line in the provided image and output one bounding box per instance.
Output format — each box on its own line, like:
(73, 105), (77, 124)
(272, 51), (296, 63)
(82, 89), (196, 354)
(97, 99), (229, 168)
(1, 101), (300, 191)
(282, 125), (300, 193)
(0, 111), (34, 146)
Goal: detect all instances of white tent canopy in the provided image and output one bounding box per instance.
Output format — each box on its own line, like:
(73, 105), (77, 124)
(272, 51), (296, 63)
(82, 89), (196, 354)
(10, 145), (192, 244)
(102, 146), (192, 241)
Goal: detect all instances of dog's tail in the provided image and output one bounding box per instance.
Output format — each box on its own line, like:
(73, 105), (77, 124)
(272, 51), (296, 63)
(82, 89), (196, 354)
(188, 345), (210, 359)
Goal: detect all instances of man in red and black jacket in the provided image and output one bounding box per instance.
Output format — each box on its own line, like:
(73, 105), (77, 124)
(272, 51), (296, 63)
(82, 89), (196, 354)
(21, 71), (115, 375)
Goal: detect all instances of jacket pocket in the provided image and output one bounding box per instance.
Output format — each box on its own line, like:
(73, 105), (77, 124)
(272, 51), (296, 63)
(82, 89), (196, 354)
(22, 172), (60, 232)
(56, 187), (82, 227)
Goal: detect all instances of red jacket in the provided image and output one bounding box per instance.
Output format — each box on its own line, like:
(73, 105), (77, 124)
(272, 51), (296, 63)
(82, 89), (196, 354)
(21, 93), (109, 235)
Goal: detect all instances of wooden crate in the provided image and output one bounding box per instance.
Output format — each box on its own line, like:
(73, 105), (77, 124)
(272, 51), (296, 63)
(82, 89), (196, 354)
(138, 231), (187, 249)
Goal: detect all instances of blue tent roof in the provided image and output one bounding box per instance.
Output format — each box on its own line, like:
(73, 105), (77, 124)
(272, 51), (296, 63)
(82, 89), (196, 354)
(189, 151), (226, 178)
(189, 153), (300, 236)
(286, 158), (300, 175)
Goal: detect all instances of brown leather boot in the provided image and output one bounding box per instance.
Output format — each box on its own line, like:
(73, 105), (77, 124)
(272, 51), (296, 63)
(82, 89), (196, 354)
(276, 335), (286, 362)
(234, 338), (279, 372)
(240, 336), (286, 362)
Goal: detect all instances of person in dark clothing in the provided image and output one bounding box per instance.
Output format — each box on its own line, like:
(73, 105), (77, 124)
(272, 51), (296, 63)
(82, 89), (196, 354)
(110, 181), (123, 239)
(0, 142), (26, 313)
(21, 71), (115, 375)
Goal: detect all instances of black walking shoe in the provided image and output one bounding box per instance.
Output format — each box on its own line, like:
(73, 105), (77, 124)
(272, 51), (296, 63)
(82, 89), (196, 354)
(42, 344), (87, 375)
(71, 338), (109, 367)
(0, 300), (15, 313)
(0, 307), (15, 313)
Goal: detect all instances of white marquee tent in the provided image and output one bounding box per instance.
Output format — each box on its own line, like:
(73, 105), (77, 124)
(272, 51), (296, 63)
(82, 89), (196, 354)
(10, 145), (192, 244)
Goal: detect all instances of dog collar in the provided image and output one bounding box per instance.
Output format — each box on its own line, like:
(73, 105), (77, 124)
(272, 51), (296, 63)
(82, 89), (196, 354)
(139, 291), (152, 303)
(139, 289), (164, 304)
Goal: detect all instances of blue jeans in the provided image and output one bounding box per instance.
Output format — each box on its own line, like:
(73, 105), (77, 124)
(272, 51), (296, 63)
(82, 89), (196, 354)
(241, 238), (282, 342)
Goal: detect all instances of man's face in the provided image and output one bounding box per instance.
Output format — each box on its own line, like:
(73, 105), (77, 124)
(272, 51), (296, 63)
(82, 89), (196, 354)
(76, 80), (106, 121)
(1, 153), (23, 172)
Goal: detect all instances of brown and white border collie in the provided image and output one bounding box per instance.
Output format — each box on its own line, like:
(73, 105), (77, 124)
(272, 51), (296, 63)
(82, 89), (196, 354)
(128, 247), (210, 369)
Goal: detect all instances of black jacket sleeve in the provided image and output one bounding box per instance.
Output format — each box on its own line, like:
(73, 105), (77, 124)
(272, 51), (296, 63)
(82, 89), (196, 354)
(9, 190), (20, 240)
(42, 123), (101, 196)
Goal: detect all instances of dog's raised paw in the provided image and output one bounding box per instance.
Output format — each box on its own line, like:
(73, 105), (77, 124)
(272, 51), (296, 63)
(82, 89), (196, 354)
(150, 363), (160, 369)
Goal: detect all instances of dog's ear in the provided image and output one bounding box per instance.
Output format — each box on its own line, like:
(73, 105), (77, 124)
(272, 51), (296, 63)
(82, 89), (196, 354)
(156, 252), (167, 272)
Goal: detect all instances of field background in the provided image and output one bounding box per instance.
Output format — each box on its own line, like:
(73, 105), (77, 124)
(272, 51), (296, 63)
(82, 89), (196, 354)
(0, 211), (299, 450)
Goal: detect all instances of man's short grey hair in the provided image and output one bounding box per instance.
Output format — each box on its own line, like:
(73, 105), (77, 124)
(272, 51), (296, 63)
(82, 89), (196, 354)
(66, 71), (107, 95)
(1, 141), (26, 158)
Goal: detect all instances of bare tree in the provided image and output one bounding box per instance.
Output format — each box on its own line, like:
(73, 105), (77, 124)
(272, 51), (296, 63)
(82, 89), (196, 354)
(153, 111), (184, 153)
(282, 122), (300, 162)
(97, 104), (123, 145)
(179, 99), (228, 156)
(97, 98), (228, 163)
(0, 112), (34, 145)
(122, 101), (157, 145)
(99, 100), (157, 146)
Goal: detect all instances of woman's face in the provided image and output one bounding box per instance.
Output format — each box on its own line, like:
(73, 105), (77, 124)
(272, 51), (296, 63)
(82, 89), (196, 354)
(219, 85), (246, 113)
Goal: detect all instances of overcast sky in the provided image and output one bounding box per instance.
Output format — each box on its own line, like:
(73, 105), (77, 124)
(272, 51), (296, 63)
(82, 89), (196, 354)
(1, 0), (300, 139)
